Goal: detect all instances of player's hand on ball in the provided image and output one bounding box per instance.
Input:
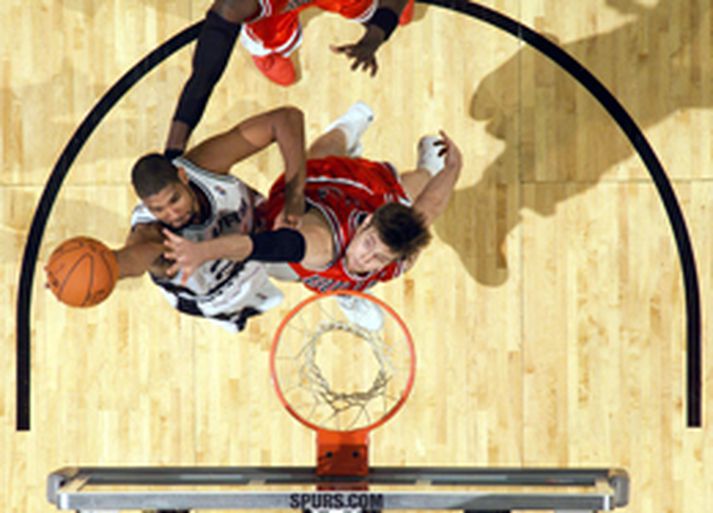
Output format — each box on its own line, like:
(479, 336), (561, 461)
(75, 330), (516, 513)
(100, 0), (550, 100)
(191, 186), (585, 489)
(162, 229), (207, 284)
(45, 236), (119, 307)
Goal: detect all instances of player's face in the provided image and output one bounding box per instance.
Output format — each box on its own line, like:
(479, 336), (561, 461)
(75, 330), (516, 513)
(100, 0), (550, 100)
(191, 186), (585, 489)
(345, 221), (399, 274)
(142, 181), (197, 229)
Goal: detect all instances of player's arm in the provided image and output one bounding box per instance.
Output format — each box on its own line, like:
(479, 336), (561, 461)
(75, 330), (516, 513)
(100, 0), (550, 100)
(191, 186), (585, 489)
(331, 0), (408, 76)
(184, 106), (307, 222)
(165, 0), (260, 155)
(161, 217), (333, 282)
(114, 223), (171, 279)
(411, 130), (462, 226)
(162, 228), (305, 283)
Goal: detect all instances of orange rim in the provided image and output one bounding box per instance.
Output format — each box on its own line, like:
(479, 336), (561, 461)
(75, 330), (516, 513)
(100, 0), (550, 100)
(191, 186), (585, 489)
(270, 290), (416, 435)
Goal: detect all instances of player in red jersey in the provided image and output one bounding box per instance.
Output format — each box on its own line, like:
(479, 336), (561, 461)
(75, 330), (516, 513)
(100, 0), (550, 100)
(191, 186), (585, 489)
(255, 156), (416, 292)
(165, 0), (414, 155)
(163, 101), (463, 298)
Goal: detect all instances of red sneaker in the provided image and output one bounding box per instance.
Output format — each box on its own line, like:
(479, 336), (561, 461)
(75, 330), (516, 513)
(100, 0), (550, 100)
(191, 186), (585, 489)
(251, 54), (296, 86)
(399, 0), (415, 25)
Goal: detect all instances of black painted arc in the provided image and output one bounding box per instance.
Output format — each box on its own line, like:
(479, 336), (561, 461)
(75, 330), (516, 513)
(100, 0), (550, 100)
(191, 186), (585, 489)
(417, 0), (702, 427)
(16, 0), (702, 432)
(15, 22), (203, 431)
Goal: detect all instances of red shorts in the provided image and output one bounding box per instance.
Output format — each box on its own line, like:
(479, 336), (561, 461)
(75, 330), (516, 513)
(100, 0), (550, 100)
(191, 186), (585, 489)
(241, 0), (377, 55)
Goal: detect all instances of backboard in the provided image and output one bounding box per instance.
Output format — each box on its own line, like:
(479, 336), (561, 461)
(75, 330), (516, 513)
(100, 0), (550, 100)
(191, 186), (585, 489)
(47, 465), (629, 512)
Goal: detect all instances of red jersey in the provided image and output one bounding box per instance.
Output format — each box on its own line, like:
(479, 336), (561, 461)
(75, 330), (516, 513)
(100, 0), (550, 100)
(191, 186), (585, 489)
(245, 0), (376, 54)
(251, 0), (376, 21)
(256, 156), (412, 292)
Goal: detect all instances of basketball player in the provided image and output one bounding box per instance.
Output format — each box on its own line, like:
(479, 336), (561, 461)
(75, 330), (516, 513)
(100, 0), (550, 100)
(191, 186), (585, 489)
(162, 102), (463, 301)
(115, 105), (308, 332)
(165, 0), (414, 154)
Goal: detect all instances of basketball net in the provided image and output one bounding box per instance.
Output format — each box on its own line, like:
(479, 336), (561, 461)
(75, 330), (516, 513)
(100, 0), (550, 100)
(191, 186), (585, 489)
(271, 291), (415, 478)
(300, 320), (394, 428)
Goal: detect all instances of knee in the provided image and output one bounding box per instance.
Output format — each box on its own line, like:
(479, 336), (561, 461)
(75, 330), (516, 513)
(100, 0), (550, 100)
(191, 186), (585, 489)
(308, 135), (343, 159)
(211, 0), (259, 23)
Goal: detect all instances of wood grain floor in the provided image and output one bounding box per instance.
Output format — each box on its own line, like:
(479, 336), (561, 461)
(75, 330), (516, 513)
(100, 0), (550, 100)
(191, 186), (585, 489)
(1, 1), (711, 512)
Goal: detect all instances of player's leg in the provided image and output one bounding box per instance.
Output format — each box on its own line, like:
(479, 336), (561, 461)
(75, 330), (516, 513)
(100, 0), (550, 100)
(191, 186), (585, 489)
(307, 130), (349, 159)
(400, 135), (446, 200)
(317, 0), (411, 25)
(211, 0), (261, 22)
(307, 101), (374, 158)
(398, 0), (415, 25)
(166, 0), (261, 154)
(314, 0), (377, 21)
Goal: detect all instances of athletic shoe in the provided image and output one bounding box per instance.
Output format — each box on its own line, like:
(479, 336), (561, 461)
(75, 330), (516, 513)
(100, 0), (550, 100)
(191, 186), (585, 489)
(399, 0), (415, 25)
(251, 54), (296, 86)
(416, 135), (446, 176)
(324, 101), (374, 157)
(336, 294), (384, 332)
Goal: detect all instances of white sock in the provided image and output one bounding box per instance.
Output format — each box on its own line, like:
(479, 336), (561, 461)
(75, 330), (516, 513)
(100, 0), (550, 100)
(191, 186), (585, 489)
(324, 101), (374, 156)
(416, 135), (446, 176)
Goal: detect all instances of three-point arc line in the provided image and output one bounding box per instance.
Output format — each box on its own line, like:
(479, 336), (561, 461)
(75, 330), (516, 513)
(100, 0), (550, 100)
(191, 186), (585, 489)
(16, 1), (701, 430)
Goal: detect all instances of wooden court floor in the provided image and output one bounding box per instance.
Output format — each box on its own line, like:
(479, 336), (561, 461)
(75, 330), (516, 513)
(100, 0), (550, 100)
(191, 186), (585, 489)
(1, 0), (711, 512)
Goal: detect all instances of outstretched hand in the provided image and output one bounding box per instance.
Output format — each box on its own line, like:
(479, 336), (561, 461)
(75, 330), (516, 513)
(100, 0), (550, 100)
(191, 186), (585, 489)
(331, 42), (379, 76)
(330, 27), (385, 77)
(437, 130), (463, 173)
(162, 229), (209, 284)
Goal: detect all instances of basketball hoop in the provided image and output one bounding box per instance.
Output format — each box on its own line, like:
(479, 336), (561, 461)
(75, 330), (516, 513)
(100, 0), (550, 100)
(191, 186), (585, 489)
(271, 291), (415, 477)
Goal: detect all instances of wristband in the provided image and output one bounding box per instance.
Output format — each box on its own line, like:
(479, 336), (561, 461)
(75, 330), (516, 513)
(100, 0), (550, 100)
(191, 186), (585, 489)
(248, 229), (306, 262)
(164, 148), (184, 161)
(367, 7), (399, 41)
